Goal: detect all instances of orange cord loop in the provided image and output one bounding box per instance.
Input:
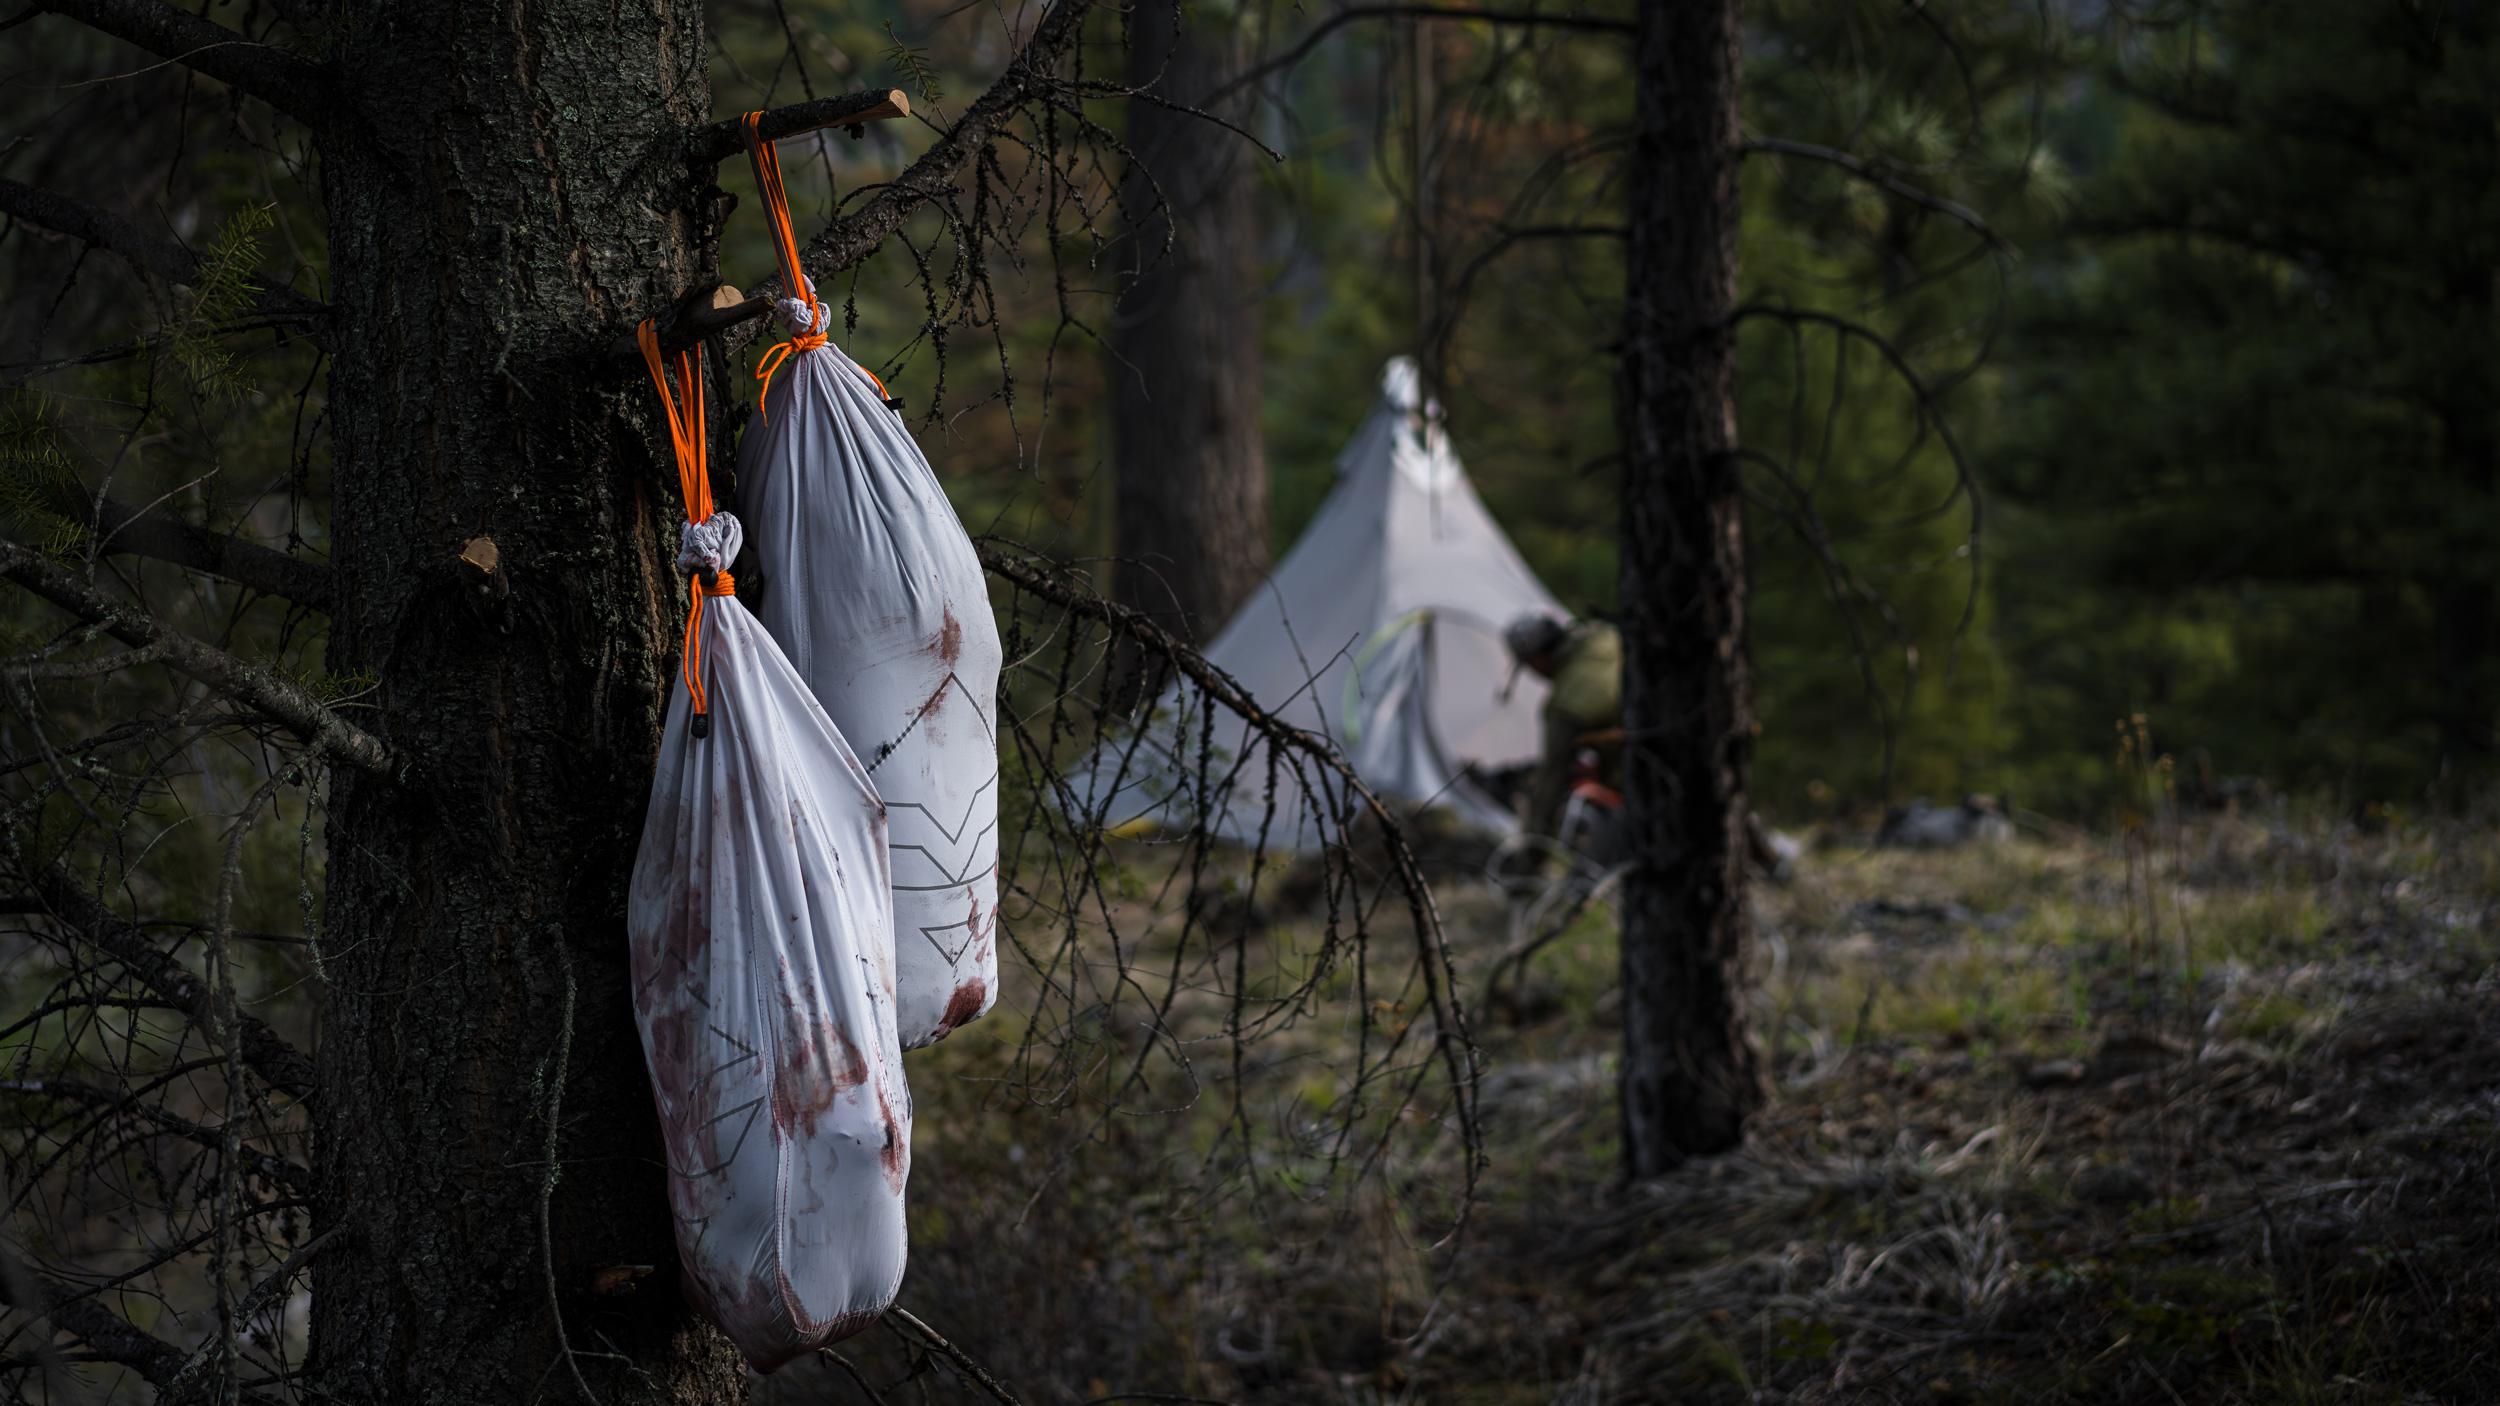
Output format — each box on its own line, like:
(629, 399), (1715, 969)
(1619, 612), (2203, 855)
(752, 330), (824, 419)
(636, 317), (733, 732)
(744, 111), (830, 420)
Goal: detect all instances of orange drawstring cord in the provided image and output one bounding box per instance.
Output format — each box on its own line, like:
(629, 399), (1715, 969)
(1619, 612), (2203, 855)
(752, 329), (823, 419)
(680, 568), (736, 731)
(744, 111), (829, 421)
(636, 317), (733, 736)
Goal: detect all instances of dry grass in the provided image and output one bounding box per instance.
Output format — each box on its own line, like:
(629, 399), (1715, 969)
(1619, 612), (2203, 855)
(764, 812), (2500, 1404)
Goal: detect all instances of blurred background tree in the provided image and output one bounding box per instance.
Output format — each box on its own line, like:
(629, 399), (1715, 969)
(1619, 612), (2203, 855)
(1106, 0), (1272, 643)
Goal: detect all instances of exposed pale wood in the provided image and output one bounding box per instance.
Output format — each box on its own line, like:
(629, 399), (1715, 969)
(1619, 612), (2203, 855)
(611, 280), (769, 359)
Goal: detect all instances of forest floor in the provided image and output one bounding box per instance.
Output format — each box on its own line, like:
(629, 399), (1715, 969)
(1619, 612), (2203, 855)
(762, 812), (2500, 1406)
(1401, 813), (2500, 1405)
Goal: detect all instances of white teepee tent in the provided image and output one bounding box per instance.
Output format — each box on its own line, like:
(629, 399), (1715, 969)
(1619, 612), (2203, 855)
(1073, 357), (1567, 850)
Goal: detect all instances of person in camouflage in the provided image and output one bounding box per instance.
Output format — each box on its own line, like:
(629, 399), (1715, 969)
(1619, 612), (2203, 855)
(1503, 611), (1798, 883)
(1503, 612), (1624, 843)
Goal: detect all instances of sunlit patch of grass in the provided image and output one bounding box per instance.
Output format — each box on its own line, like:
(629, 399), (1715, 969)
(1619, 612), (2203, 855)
(1770, 831), (2082, 927)
(2223, 988), (2332, 1048)
(1948, 838), (2092, 912)
(1772, 916), (2088, 1062)
(2005, 897), (2123, 953)
(2456, 830), (2500, 904)
(2188, 885), (2335, 963)
(1515, 901), (1627, 1013)
(1872, 946), (2072, 1051)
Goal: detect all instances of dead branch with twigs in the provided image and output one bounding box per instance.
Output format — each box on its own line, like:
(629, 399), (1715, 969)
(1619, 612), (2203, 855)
(0, 5), (1477, 1401)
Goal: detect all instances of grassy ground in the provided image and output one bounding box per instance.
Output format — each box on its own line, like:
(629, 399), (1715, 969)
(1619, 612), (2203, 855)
(762, 811), (2500, 1404)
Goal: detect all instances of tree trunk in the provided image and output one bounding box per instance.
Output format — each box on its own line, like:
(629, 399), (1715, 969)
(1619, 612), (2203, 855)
(1110, 0), (1269, 642)
(312, 5), (742, 1400)
(1615, 0), (1766, 1177)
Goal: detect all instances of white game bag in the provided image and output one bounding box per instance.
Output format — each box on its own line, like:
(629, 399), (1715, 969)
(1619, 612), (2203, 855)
(734, 115), (1005, 1050)
(627, 324), (910, 1370)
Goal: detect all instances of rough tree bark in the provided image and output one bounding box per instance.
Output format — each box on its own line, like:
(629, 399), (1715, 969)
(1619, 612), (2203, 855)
(311, 4), (738, 1401)
(1110, 0), (1270, 642)
(4, 3), (1102, 1397)
(1615, 0), (1766, 1177)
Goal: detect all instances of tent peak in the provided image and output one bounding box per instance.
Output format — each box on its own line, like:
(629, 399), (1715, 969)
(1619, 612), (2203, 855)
(1378, 356), (1435, 418)
(1344, 357), (1458, 492)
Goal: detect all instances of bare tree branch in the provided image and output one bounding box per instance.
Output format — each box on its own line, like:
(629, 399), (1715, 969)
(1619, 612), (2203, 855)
(885, 1306), (1024, 1406)
(976, 539), (1481, 1191)
(0, 1257), (187, 1387)
(804, 4), (1093, 282)
(1739, 136), (2010, 252)
(0, 179), (330, 343)
(67, 490), (335, 613)
(1, 1078), (312, 1191)
(178, 1224), (341, 1379)
(29, 0), (333, 124)
(9, 857), (318, 1105)
(1729, 302), (1987, 644)
(0, 540), (391, 777)
(1209, 4), (1634, 110)
(637, 1), (1100, 356)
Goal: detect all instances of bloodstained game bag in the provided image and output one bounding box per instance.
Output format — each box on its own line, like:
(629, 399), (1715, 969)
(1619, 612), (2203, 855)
(625, 320), (912, 1370)
(731, 113), (1006, 1050)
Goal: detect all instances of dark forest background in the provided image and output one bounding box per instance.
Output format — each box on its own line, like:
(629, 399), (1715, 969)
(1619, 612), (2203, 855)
(640, 0), (2494, 820)
(10, 1), (2490, 817)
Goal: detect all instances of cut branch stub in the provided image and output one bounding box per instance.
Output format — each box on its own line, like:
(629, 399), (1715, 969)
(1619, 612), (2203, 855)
(684, 87), (912, 167)
(625, 87), (915, 355)
(611, 281), (764, 361)
(458, 534), (511, 630)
